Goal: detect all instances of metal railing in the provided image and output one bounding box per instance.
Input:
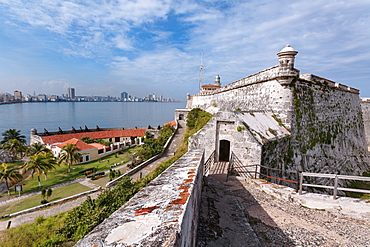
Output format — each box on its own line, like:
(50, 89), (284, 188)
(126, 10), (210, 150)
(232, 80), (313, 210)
(204, 150), (370, 200)
(204, 150), (215, 176)
(259, 165), (299, 190)
(299, 172), (370, 199)
(229, 152), (256, 178)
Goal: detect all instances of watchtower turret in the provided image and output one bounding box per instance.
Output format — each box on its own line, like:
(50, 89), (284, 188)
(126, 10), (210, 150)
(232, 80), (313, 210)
(276, 45), (299, 85)
(215, 75), (221, 86)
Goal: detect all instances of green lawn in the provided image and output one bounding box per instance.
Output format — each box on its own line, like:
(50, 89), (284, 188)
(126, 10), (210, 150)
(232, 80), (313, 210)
(2, 146), (140, 197)
(89, 165), (129, 187)
(0, 183), (91, 217)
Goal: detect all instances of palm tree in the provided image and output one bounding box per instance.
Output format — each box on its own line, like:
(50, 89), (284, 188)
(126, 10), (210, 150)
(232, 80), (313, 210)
(23, 153), (57, 187)
(58, 144), (81, 173)
(28, 142), (51, 156)
(2, 139), (27, 160)
(0, 163), (22, 195)
(1, 129), (26, 145)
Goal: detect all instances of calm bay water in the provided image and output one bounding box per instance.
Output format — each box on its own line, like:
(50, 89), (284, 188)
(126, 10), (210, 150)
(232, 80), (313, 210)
(0, 101), (186, 144)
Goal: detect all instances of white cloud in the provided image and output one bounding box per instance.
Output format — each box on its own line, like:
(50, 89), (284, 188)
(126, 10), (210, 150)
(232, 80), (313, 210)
(0, 0), (369, 98)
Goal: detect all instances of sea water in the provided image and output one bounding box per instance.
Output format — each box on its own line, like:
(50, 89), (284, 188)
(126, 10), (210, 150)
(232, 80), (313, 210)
(0, 101), (185, 144)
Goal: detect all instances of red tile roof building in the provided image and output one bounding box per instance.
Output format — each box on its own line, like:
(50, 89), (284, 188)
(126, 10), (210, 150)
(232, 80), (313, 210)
(41, 129), (146, 145)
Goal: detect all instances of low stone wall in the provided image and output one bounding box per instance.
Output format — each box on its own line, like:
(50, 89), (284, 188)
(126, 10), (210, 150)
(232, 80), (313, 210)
(76, 149), (204, 247)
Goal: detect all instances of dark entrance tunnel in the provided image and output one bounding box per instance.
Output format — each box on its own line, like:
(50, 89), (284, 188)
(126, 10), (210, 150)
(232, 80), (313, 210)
(219, 140), (230, 162)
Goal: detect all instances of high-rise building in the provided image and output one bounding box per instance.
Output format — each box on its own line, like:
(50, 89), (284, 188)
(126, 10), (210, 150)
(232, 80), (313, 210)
(14, 90), (22, 101)
(68, 88), (75, 99)
(121, 92), (128, 99)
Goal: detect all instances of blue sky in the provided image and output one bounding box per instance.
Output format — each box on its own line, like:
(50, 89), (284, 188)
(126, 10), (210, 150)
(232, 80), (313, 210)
(0, 0), (369, 100)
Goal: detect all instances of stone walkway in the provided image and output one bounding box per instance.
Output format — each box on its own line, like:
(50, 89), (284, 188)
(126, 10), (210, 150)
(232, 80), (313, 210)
(197, 175), (370, 247)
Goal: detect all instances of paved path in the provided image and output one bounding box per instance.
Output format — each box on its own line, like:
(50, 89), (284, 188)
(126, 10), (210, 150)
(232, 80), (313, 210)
(197, 175), (370, 247)
(0, 122), (186, 230)
(0, 191), (100, 230)
(130, 120), (186, 181)
(208, 161), (228, 182)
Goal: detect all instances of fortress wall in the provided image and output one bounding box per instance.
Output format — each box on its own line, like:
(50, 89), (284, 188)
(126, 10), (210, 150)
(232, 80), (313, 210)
(361, 99), (370, 148)
(189, 79), (294, 128)
(76, 149), (204, 247)
(189, 111), (262, 166)
(263, 79), (369, 187)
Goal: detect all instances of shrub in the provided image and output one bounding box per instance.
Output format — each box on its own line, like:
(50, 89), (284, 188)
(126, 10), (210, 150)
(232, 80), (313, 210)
(237, 126), (245, 132)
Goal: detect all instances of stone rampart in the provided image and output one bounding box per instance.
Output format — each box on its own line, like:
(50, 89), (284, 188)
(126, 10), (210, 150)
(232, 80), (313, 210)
(263, 78), (369, 187)
(299, 74), (360, 94)
(188, 79), (294, 128)
(187, 45), (369, 188)
(76, 149), (204, 247)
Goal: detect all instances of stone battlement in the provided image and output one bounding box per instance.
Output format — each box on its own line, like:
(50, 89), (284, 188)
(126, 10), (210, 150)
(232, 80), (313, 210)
(195, 65), (300, 97)
(299, 74), (360, 94)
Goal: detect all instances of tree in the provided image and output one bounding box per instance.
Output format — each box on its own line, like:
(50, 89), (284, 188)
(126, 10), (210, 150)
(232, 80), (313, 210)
(80, 137), (94, 143)
(28, 142), (51, 156)
(58, 144), (81, 173)
(1, 129), (26, 145)
(0, 163), (22, 195)
(46, 188), (52, 200)
(2, 139), (27, 160)
(41, 188), (53, 203)
(23, 153), (57, 187)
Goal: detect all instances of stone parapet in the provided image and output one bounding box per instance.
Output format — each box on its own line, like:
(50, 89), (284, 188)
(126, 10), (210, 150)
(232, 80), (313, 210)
(300, 74), (360, 94)
(195, 65), (299, 97)
(76, 149), (204, 247)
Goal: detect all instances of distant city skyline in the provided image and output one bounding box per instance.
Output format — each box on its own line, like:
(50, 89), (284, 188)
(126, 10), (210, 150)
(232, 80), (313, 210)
(0, 1), (369, 100)
(0, 88), (179, 103)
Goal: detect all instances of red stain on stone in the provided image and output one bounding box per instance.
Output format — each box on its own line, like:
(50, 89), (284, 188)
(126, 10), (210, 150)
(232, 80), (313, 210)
(135, 206), (159, 216)
(179, 185), (189, 192)
(170, 191), (189, 205)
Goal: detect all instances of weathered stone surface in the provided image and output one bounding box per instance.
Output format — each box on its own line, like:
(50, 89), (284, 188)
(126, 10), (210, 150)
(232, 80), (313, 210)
(76, 149), (204, 247)
(189, 111), (291, 176)
(187, 45), (370, 189)
(361, 98), (370, 149)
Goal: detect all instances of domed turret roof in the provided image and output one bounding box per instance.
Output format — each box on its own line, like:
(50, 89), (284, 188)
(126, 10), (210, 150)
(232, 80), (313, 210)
(277, 44), (298, 56)
(279, 44), (295, 53)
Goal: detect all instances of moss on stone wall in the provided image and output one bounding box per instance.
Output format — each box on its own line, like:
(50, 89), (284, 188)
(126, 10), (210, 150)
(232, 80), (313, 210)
(262, 77), (369, 189)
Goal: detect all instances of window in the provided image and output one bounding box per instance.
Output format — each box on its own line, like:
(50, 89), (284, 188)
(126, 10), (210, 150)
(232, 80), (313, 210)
(115, 137), (120, 142)
(85, 155), (90, 162)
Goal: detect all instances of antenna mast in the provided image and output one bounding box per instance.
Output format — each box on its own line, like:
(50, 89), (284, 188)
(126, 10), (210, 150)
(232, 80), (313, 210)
(199, 50), (204, 91)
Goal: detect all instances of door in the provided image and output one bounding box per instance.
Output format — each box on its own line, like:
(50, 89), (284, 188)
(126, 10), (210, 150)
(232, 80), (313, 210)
(219, 140), (230, 162)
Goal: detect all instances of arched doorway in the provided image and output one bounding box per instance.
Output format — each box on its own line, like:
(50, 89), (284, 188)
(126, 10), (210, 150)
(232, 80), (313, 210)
(219, 140), (230, 162)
